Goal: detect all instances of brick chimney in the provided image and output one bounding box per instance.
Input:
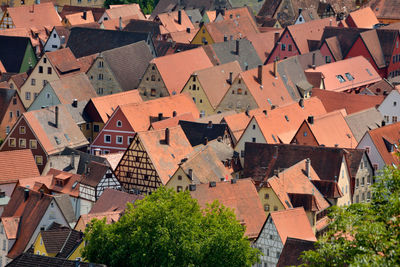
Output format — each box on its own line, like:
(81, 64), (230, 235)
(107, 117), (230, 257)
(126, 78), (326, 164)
(258, 64), (263, 85)
(178, 10), (182, 25)
(55, 106), (59, 128)
(235, 39), (240, 55)
(165, 128), (170, 145)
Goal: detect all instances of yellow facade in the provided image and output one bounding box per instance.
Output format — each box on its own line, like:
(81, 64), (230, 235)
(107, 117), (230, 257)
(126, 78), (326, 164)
(92, 122), (104, 141)
(67, 241), (85, 261)
(191, 25), (214, 45)
(258, 187), (285, 217)
(336, 157), (352, 206)
(165, 167), (191, 192)
(69, 0), (104, 8)
(33, 233), (56, 257)
(79, 122), (92, 143)
(181, 75), (215, 117)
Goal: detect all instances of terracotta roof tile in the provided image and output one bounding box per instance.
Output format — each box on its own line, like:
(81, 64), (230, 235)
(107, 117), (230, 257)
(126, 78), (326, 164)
(6, 3), (62, 28)
(60, 5), (105, 22)
(156, 10), (195, 35)
(345, 107), (383, 142)
(89, 188), (143, 214)
(168, 29), (197, 43)
(151, 112), (195, 130)
(306, 56), (382, 92)
(2, 216), (20, 239)
(223, 109), (265, 141)
(346, 7), (379, 28)
(360, 30), (386, 68)
(245, 30), (283, 62)
(0, 150), (40, 181)
(40, 226), (82, 256)
(47, 169), (81, 198)
(311, 88), (384, 114)
(65, 11), (95, 26)
(101, 152), (124, 171)
(45, 48), (82, 77)
(222, 6), (258, 30)
(79, 161), (109, 187)
(277, 237), (315, 267)
(269, 207), (317, 244)
(190, 178), (266, 238)
(205, 16), (259, 43)
(9, 72), (28, 90)
(105, 4), (145, 20)
(102, 15), (140, 30)
(151, 47), (213, 95)
(77, 211), (121, 228)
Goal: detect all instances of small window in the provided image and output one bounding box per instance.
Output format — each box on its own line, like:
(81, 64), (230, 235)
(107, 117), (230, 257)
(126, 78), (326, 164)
(336, 75), (345, 83)
(366, 68), (373, 76)
(281, 43), (286, 51)
(150, 89), (156, 96)
(345, 73), (354, 81)
(98, 74), (103, 80)
(12, 98), (16, 105)
(325, 55), (332, 63)
(116, 120), (122, 127)
(19, 126), (26, 134)
(104, 135), (111, 143)
(43, 80), (48, 86)
(264, 204), (270, 211)
(9, 112), (12, 119)
(93, 125), (100, 132)
(9, 138), (16, 147)
(288, 44), (292, 51)
(30, 139), (37, 149)
(178, 175), (182, 180)
(264, 193), (269, 199)
(46, 93), (51, 99)
(393, 116), (398, 123)
(303, 131), (307, 137)
(177, 186), (183, 192)
(97, 88), (104, 95)
(394, 101), (397, 106)
(38, 66), (43, 73)
(47, 67), (52, 75)
(35, 155), (43, 165)
(273, 206), (278, 211)
(237, 88), (243, 95)
(31, 79), (36, 86)
(98, 61), (104, 68)
(5, 126), (10, 134)
(25, 92), (31, 100)
(43, 58), (47, 63)
(128, 137), (134, 145)
(252, 124), (256, 130)
(116, 136), (123, 144)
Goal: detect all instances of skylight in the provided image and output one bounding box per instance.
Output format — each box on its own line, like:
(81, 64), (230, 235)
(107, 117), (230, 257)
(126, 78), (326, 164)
(336, 75), (345, 83)
(54, 136), (61, 145)
(366, 68), (373, 76)
(72, 181), (78, 189)
(345, 73), (354, 81)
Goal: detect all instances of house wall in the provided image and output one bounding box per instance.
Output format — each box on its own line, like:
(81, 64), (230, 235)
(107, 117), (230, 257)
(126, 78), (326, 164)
(137, 63), (170, 101)
(0, 93), (25, 140)
(337, 156), (352, 206)
(319, 42), (336, 63)
(67, 241), (85, 261)
(79, 122), (92, 143)
(181, 75), (214, 117)
(33, 233), (56, 257)
(0, 11), (14, 29)
(377, 90), (400, 125)
(165, 168), (191, 192)
(0, 116), (48, 173)
(28, 83), (60, 111)
(191, 24), (214, 45)
(253, 216), (284, 267)
(20, 42), (37, 73)
(86, 57), (123, 96)
(69, 0), (104, 8)
(96, 169), (121, 199)
(19, 54), (59, 109)
(44, 28), (66, 52)
(0, 222), (16, 267)
(258, 187), (284, 216)
(90, 108), (135, 154)
(291, 122), (319, 146)
(357, 133), (386, 170)
(266, 29), (300, 64)
(387, 35), (400, 79)
(215, 76), (259, 114)
(353, 153), (374, 203)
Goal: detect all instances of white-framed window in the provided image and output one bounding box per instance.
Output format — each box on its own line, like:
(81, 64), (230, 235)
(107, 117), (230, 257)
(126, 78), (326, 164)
(9, 138), (16, 147)
(35, 155), (43, 165)
(25, 92), (31, 100)
(19, 138), (26, 148)
(19, 126), (26, 134)
(116, 136), (123, 144)
(5, 126), (10, 134)
(104, 135), (111, 143)
(116, 120), (122, 127)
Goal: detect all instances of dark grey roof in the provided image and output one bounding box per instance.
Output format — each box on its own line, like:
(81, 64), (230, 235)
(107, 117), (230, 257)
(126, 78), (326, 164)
(153, 40), (200, 57)
(60, 147), (107, 175)
(123, 19), (161, 37)
(185, 9), (203, 24)
(0, 88), (17, 123)
(64, 100), (90, 125)
(178, 120), (227, 147)
(296, 50), (326, 71)
(0, 36), (34, 73)
(229, 0), (265, 14)
(101, 41), (154, 90)
(53, 194), (77, 225)
(344, 108), (383, 142)
(66, 27), (151, 58)
(6, 253), (105, 267)
(209, 39), (262, 70)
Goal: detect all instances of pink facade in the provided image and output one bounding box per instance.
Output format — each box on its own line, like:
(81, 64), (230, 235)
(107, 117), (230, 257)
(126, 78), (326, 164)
(387, 34), (400, 79)
(90, 107), (135, 155)
(266, 29), (300, 64)
(319, 42), (336, 64)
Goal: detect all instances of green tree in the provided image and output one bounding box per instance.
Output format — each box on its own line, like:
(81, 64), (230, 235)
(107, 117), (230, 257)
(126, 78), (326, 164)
(302, 166), (400, 266)
(82, 187), (260, 267)
(103, 0), (159, 14)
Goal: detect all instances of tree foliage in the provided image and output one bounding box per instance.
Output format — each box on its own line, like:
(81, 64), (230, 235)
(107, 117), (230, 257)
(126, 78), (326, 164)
(302, 166), (400, 266)
(82, 187), (260, 267)
(103, 0), (159, 14)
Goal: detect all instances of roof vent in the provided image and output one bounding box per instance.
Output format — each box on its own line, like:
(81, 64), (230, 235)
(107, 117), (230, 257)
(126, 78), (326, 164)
(209, 181), (216, 187)
(307, 116), (314, 124)
(72, 99), (78, 108)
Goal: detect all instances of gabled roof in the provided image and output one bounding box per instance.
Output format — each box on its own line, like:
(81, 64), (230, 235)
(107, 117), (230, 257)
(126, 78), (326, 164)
(123, 19), (161, 36)
(59, 147), (107, 175)
(295, 50), (326, 71)
(168, 29), (197, 43)
(257, 0), (282, 17)
(66, 27), (150, 58)
(189, 61), (242, 109)
(2, 187), (54, 259)
(0, 27), (45, 53)
(206, 39), (263, 71)
(359, 30), (386, 68)
(60, 5), (106, 22)
(101, 152), (124, 171)
(153, 40), (200, 57)
(151, 112), (195, 130)
(40, 226), (82, 258)
(64, 11), (95, 26)
(277, 237), (315, 267)
(190, 178), (266, 238)
(100, 41), (154, 90)
(104, 4), (145, 20)
(243, 143), (346, 183)
(89, 188), (143, 214)
(196, 110), (237, 124)
(302, 110), (357, 148)
(6, 3), (62, 28)
(156, 10), (195, 35)
(47, 73), (96, 104)
(151, 47), (213, 95)
(345, 107), (383, 142)
(8, 72), (28, 90)
(222, 6), (258, 29)
(365, 122), (400, 166)
(223, 109), (265, 141)
(311, 88), (385, 114)
(84, 90), (143, 123)
(0, 88), (17, 122)
(178, 120), (227, 147)
(45, 48), (82, 77)
(77, 211), (121, 228)
(344, 148), (368, 178)
(204, 16), (259, 43)
(298, 8), (320, 22)
(22, 105), (89, 155)
(269, 208), (317, 244)
(7, 253), (105, 266)
(135, 126), (194, 184)
(0, 36), (33, 73)
(265, 159), (330, 212)
(46, 169), (81, 198)
(79, 161), (109, 187)
(245, 30), (284, 62)
(345, 7), (379, 28)
(0, 150), (40, 181)
(305, 56), (382, 92)
(228, 0), (265, 14)
(368, 0), (400, 19)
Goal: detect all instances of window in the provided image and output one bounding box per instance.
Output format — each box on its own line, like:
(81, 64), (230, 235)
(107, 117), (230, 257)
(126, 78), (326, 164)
(356, 195), (359, 203)
(252, 137), (256, 142)
(151, 89), (156, 96)
(367, 175), (371, 185)
(97, 88), (104, 95)
(264, 204), (270, 211)
(5, 126), (10, 134)
(104, 135), (111, 143)
(384, 115), (389, 123)
(9, 138), (16, 147)
(177, 186), (183, 192)
(393, 116), (398, 123)
(394, 101), (397, 106)
(3, 240), (6, 251)
(116, 136), (123, 144)
(31, 78), (36, 85)
(366, 68), (373, 76)
(303, 131), (307, 137)
(361, 192), (365, 201)
(336, 75), (345, 83)
(43, 58), (47, 63)
(86, 123), (90, 130)
(116, 120), (122, 127)
(30, 139), (37, 149)
(128, 137), (134, 144)
(365, 147), (370, 154)
(98, 61), (104, 68)
(19, 126), (25, 134)
(35, 155), (43, 165)
(264, 193), (269, 199)
(273, 206), (278, 211)
(151, 75), (156, 81)
(361, 177), (365, 186)
(373, 164), (378, 170)
(178, 175), (182, 181)
(43, 80), (48, 86)
(252, 124), (256, 130)
(98, 74), (103, 80)
(281, 43), (286, 51)
(237, 88), (242, 94)
(38, 66), (43, 73)
(345, 73), (354, 81)
(356, 178), (359, 188)
(25, 92), (31, 100)
(9, 111), (12, 119)
(288, 44), (292, 51)
(93, 125), (100, 132)
(367, 192), (371, 201)
(241, 150), (244, 158)
(12, 97), (16, 104)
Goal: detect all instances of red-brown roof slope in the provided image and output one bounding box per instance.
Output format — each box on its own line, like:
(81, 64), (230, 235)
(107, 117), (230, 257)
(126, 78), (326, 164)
(105, 4), (145, 21)
(152, 47), (214, 95)
(223, 109), (265, 141)
(190, 178), (266, 239)
(151, 112), (195, 130)
(270, 207), (317, 244)
(89, 188), (143, 214)
(312, 88), (385, 114)
(45, 48), (82, 77)
(46, 169), (81, 198)
(205, 16), (259, 43)
(245, 30), (283, 62)
(2, 186), (54, 259)
(156, 10), (194, 35)
(0, 150), (40, 182)
(7, 3), (62, 28)
(306, 56), (382, 92)
(64, 11), (95, 26)
(345, 7), (379, 28)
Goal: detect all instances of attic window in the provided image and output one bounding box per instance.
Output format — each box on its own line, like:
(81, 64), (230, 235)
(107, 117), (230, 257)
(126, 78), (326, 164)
(284, 115), (289, 121)
(336, 75), (345, 83)
(345, 73), (354, 81)
(64, 134), (70, 142)
(272, 134), (277, 142)
(72, 181), (78, 189)
(366, 68), (373, 76)
(267, 99), (272, 105)
(54, 136), (61, 145)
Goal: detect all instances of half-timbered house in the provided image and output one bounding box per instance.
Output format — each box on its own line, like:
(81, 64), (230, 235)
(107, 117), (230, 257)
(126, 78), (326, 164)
(79, 161), (121, 202)
(114, 126), (193, 194)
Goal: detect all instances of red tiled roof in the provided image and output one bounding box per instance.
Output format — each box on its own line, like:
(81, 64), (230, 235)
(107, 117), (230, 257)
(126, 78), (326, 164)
(89, 188), (143, 214)
(65, 11), (95, 26)
(156, 10), (194, 35)
(346, 7), (379, 28)
(0, 150), (40, 182)
(47, 169), (81, 198)
(245, 30), (283, 62)
(105, 4), (145, 21)
(205, 16), (259, 43)
(7, 3), (62, 28)
(151, 112), (195, 130)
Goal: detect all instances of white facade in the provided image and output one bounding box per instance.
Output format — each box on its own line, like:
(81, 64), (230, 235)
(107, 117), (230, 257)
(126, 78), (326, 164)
(378, 90), (400, 125)
(79, 169), (121, 202)
(43, 28), (66, 53)
(295, 14), (306, 24)
(357, 133), (386, 171)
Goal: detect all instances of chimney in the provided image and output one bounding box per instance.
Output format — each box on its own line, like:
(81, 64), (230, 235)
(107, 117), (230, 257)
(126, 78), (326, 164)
(273, 59), (278, 78)
(306, 158), (311, 179)
(209, 181), (216, 187)
(235, 39), (240, 55)
(186, 27), (190, 33)
(263, 110), (267, 116)
(224, 35), (228, 42)
(72, 99), (78, 107)
(188, 168), (193, 179)
(55, 106), (59, 128)
(298, 8), (302, 15)
(119, 16), (123, 31)
(83, 11), (87, 20)
(178, 10), (182, 25)
(308, 115), (314, 124)
(312, 53), (316, 69)
(24, 188), (29, 201)
(274, 32), (279, 44)
(165, 128), (170, 145)
(204, 137), (208, 145)
(40, 189), (44, 199)
(70, 152), (75, 168)
(299, 99), (304, 108)
(258, 64), (263, 85)
(228, 72), (233, 84)
(158, 113), (163, 121)
(207, 121), (212, 128)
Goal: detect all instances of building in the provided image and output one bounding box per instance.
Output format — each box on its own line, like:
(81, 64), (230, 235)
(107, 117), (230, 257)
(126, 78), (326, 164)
(43, 26), (71, 53)
(345, 7), (380, 28)
(0, 150), (40, 181)
(344, 107), (384, 142)
(367, 0), (400, 24)
(0, 88), (25, 140)
(98, 4), (145, 23)
(377, 88), (400, 124)
(178, 120), (232, 147)
(0, 36), (37, 74)
(6, 253), (104, 267)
